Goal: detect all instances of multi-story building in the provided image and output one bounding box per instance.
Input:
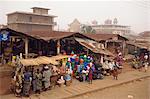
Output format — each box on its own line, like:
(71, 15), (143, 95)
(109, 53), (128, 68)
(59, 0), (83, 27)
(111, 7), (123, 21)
(0, 24), (7, 29)
(7, 7), (57, 33)
(91, 18), (131, 35)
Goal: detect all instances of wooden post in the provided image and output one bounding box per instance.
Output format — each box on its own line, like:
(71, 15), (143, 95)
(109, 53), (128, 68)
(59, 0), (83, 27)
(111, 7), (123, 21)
(122, 41), (126, 56)
(24, 38), (28, 59)
(57, 39), (61, 55)
(105, 41), (107, 49)
(87, 49), (89, 56)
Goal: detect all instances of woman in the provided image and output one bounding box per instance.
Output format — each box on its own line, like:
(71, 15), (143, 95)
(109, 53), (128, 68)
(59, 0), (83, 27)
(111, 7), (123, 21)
(42, 66), (52, 91)
(88, 67), (93, 84)
(23, 68), (32, 97)
(35, 69), (42, 94)
(13, 68), (23, 97)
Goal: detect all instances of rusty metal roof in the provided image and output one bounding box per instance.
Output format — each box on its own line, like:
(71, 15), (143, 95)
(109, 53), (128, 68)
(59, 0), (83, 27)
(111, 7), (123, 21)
(83, 33), (120, 41)
(0, 28), (128, 42)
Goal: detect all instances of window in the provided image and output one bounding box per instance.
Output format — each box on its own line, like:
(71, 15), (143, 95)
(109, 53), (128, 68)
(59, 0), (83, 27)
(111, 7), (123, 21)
(29, 16), (32, 22)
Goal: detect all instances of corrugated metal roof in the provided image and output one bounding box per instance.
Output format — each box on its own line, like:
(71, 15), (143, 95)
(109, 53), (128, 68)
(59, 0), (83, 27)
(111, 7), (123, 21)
(0, 28), (127, 42)
(83, 33), (119, 41)
(74, 37), (114, 56)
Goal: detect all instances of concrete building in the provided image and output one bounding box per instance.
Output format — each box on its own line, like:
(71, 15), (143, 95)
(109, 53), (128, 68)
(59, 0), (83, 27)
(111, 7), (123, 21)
(0, 24), (7, 29)
(91, 18), (131, 35)
(7, 7), (57, 33)
(68, 19), (81, 32)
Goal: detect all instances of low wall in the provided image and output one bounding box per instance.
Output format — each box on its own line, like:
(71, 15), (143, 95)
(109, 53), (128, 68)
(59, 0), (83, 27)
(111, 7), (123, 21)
(0, 66), (13, 95)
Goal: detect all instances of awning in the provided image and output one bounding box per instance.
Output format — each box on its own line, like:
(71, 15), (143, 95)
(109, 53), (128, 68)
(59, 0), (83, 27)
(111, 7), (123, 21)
(19, 59), (39, 66)
(127, 41), (150, 51)
(50, 54), (71, 61)
(75, 38), (114, 56)
(19, 55), (71, 66)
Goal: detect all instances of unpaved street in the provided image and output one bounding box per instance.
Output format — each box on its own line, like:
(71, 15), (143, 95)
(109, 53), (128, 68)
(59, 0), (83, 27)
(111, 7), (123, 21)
(70, 77), (150, 99)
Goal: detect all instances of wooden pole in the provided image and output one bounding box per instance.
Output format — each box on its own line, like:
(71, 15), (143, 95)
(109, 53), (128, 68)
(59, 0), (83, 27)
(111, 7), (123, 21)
(57, 39), (60, 55)
(24, 38), (28, 59)
(105, 41), (107, 49)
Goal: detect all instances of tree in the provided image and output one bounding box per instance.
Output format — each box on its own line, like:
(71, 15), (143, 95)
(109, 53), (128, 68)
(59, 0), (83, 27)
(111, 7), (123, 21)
(80, 25), (96, 33)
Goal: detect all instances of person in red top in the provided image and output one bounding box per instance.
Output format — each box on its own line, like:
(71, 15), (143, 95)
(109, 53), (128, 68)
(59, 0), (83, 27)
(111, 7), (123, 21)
(88, 63), (93, 84)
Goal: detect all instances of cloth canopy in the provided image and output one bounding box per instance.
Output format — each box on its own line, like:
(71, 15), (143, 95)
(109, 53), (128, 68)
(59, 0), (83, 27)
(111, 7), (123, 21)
(19, 55), (71, 66)
(19, 59), (39, 66)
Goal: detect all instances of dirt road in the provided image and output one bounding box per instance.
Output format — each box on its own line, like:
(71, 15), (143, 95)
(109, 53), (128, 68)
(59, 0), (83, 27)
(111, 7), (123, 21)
(69, 77), (150, 99)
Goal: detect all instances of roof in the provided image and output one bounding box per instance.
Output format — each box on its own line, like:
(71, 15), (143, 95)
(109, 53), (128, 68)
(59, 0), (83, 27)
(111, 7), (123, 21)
(0, 28), (92, 41)
(19, 55), (71, 66)
(69, 18), (81, 26)
(139, 31), (150, 37)
(127, 41), (150, 51)
(74, 37), (114, 56)
(31, 7), (50, 10)
(28, 31), (78, 41)
(0, 28), (127, 42)
(7, 11), (57, 17)
(83, 33), (128, 41)
(91, 24), (130, 28)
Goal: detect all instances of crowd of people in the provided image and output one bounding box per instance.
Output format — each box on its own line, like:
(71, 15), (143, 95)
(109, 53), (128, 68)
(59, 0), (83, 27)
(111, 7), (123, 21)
(132, 52), (149, 72)
(11, 50), (149, 97)
(12, 65), (52, 97)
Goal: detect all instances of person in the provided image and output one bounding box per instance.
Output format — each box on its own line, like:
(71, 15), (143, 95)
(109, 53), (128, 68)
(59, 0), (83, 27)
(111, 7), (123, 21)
(112, 66), (118, 80)
(108, 61), (114, 71)
(13, 68), (23, 97)
(102, 60), (110, 75)
(42, 66), (52, 91)
(23, 67), (32, 97)
(82, 69), (87, 82)
(65, 69), (72, 86)
(32, 69), (36, 93)
(57, 76), (65, 87)
(88, 63), (93, 84)
(35, 69), (42, 94)
(143, 53), (149, 72)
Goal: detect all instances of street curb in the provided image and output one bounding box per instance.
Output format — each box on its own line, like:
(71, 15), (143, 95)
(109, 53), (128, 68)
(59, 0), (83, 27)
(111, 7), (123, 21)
(61, 75), (150, 99)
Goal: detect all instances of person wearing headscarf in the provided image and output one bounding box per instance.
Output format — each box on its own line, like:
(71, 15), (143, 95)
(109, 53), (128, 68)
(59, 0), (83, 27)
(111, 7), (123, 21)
(13, 68), (23, 97)
(42, 66), (52, 91)
(23, 67), (32, 97)
(34, 69), (42, 94)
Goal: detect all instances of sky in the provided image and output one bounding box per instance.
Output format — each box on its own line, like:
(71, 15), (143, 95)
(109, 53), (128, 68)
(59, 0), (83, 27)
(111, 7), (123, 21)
(0, 0), (150, 34)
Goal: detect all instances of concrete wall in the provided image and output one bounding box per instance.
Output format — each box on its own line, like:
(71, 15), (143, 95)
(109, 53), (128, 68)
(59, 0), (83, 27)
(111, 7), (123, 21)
(16, 14), (53, 24)
(8, 13), (54, 33)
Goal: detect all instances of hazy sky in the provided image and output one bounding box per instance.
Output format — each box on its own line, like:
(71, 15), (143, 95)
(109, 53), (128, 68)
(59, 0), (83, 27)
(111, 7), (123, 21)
(0, 0), (150, 33)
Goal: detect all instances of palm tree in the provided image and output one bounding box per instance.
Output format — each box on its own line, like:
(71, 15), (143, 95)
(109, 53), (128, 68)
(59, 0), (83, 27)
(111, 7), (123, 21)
(80, 25), (96, 33)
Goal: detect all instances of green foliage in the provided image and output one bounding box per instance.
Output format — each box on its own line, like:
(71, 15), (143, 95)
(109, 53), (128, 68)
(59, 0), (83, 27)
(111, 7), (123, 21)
(80, 25), (96, 34)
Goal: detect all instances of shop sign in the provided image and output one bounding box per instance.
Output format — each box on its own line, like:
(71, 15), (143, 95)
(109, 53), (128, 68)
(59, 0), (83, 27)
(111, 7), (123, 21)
(0, 30), (10, 41)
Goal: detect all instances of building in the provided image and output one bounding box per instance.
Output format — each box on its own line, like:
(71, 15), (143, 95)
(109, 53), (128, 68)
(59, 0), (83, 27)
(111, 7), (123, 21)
(0, 24), (7, 29)
(68, 19), (81, 32)
(91, 18), (131, 35)
(7, 7), (57, 33)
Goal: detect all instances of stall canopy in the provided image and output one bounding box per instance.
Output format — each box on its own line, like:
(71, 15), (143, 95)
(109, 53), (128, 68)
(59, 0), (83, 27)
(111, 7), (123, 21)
(74, 38), (114, 56)
(127, 41), (150, 51)
(19, 58), (39, 66)
(19, 55), (71, 66)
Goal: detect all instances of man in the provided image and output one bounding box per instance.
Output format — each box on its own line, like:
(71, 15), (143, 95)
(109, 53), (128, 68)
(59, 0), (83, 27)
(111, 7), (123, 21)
(43, 66), (52, 91)
(23, 67), (32, 97)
